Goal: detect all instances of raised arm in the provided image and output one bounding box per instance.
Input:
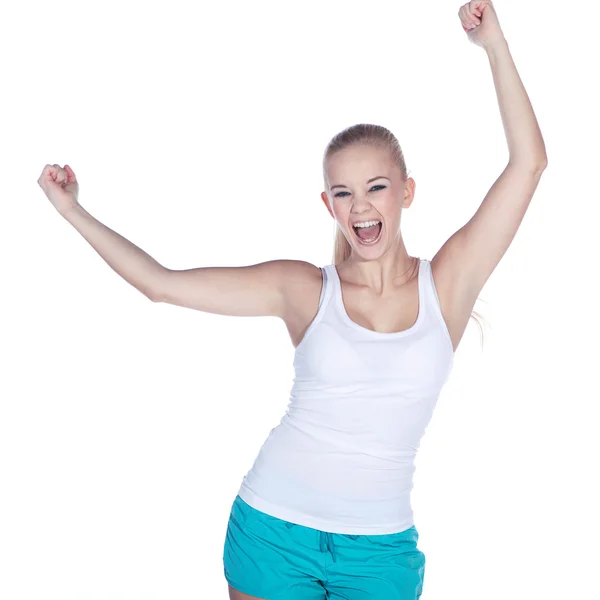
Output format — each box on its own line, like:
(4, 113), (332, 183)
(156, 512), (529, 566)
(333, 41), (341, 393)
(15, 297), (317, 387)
(38, 164), (310, 320)
(435, 4), (548, 301)
(151, 260), (309, 317)
(59, 203), (303, 317)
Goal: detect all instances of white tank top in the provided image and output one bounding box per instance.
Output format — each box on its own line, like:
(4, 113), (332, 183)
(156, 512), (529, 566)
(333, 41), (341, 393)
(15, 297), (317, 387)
(237, 258), (454, 534)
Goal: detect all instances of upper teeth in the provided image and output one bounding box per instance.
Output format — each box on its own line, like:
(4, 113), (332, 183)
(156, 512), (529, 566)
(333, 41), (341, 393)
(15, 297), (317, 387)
(353, 220), (381, 228)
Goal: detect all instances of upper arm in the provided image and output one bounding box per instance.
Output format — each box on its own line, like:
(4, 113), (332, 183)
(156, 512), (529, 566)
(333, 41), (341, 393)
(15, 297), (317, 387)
(152, 259), (318, 319)
(433, 161), (547, 302)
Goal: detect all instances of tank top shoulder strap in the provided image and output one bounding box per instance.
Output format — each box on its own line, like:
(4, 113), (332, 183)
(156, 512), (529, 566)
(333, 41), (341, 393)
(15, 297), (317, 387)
(318, 265), (335, 310)
(419, 258), (438, 311)
(293, 265), (334, 351)
(420, 258), (453, 341)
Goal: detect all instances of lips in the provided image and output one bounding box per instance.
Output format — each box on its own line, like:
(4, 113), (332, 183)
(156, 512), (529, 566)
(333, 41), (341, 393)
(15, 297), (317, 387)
(352, 220), (383, 245)
(350, 218), (381, 227)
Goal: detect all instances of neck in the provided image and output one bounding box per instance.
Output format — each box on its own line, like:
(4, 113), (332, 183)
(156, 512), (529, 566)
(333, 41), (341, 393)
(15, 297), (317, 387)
(345, 237), (418, 293)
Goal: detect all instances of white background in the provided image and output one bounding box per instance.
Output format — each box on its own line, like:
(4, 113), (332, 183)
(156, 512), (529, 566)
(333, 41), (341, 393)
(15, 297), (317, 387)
(1, 0), (598, 598)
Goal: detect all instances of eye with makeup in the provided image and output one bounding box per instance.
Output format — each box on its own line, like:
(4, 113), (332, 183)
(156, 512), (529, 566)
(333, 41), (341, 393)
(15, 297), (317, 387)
(334, 185), (387, 198)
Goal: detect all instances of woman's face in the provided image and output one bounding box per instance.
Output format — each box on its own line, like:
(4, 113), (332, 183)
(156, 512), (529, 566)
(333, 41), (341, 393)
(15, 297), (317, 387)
(321, 144), (415, 260)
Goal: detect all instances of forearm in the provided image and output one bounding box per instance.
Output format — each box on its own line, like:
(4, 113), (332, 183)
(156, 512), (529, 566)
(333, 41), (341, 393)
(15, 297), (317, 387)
(60, 204), (166, 300)
(485, 39), (548, 169)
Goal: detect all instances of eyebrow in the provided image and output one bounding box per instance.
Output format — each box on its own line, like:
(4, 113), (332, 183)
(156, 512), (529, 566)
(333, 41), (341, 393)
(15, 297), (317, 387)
(330, 176), (391, 191)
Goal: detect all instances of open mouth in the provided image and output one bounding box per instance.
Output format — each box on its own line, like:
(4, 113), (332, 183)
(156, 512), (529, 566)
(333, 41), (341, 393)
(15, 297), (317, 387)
(352, 220), (383, 245)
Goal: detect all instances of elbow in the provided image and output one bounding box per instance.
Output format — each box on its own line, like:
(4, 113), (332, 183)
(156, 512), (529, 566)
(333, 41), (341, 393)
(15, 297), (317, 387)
(509, 156), (548, 175)
(535, 147), (549, 172)
(536, 155), (549, 172)
(147, 289), (163, 303)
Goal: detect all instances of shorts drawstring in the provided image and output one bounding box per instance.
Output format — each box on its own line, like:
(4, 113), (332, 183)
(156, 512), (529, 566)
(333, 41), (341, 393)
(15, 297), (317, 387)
(319, 530), (337, 563)
(318, 531), (359, 562)
(287, 521), (361, 564)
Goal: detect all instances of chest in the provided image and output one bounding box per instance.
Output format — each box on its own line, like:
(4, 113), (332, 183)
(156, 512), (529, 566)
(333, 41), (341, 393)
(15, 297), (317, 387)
(338, 280), (421, 335)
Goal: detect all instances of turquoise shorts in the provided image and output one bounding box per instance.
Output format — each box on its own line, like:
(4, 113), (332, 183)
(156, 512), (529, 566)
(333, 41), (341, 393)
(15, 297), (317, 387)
(223, 495), (425, 599)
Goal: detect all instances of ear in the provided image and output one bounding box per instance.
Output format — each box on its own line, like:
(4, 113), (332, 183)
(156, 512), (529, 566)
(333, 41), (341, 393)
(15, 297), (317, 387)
(321, 191), (334, 218)
(402, 178), (416, 209)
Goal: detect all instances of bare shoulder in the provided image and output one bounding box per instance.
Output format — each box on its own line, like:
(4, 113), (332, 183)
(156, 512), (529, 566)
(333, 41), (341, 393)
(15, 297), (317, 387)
(277, 259), (322, 291)
(277, 259), (323, 313)
(275, 259), (324, 348)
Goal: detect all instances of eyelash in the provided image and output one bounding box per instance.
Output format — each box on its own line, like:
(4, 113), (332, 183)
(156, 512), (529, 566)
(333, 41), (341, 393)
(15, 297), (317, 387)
(334, 185), (386, 198)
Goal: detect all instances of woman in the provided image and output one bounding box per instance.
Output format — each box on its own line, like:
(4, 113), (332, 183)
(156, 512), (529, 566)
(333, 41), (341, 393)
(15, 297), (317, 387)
(37, 1), (547, 598)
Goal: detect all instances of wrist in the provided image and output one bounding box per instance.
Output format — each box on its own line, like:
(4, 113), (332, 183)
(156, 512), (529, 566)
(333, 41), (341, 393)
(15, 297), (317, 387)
(483, 36), (509, 55)
(59, 202), (84, 221)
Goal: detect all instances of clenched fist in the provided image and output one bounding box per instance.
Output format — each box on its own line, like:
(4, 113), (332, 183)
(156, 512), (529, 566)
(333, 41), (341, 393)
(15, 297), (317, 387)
(37, 164), (80, 215)
(458, 1), (505, 49)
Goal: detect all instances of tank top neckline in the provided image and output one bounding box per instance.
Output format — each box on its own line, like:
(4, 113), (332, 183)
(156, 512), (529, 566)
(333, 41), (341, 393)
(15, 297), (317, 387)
(327, 258), (426, 339)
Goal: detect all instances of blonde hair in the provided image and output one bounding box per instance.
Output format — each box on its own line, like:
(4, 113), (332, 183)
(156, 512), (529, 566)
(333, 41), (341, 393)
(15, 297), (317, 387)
(323, 123), (487, 347)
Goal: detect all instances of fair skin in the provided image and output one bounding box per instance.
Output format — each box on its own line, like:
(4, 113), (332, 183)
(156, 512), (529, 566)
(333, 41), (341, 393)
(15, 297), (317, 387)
(228, 586), (265, 600)
(226, 137), (544, 600)
(38, 138), (545, 600)
(36, 0), (547, 594)
(319, 143), (429, 341)
(227, 143), (441, 600)
(38, 122), (543, 362)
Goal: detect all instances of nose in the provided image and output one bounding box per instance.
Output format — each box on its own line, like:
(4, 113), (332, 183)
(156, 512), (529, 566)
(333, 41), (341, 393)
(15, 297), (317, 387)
(351, 198), (375, 218)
